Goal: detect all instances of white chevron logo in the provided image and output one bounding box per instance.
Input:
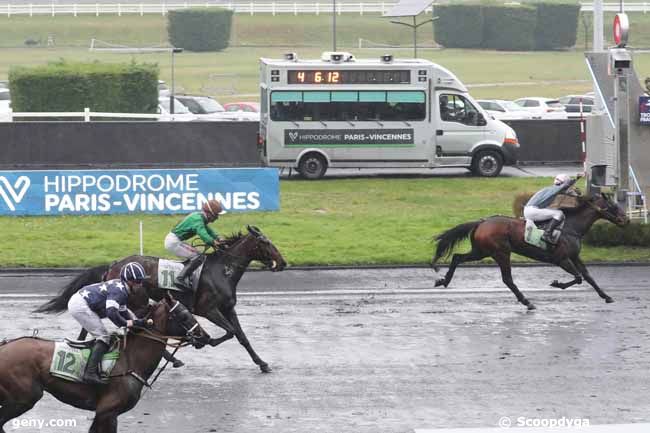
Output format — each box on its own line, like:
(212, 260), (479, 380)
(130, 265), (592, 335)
(0, 176), (31, 211)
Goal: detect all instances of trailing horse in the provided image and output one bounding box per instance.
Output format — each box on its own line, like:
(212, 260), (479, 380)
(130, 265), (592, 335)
(0, 294), (207, 433)
(431, 193), (629, 310)
(35, 225), (286, 373)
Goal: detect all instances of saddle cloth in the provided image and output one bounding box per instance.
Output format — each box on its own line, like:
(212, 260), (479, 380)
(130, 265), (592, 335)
(157, 258), (204, 291)
(524, 219), (565, 249)
(49, 341), (120, 383)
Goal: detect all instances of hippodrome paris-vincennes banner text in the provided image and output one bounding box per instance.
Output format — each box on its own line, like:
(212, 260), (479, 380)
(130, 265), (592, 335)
(0, 168), (279, 216)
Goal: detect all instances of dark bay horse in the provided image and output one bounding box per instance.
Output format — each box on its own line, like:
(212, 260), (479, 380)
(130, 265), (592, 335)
(431, 193), (629, 310)
(0, 294), (207, 433)
(35, 226), (287, 373)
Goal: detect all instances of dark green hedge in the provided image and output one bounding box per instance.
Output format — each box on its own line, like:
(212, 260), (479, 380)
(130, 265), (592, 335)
(482, 4), (537, 50)
(585, 222), (650, 247)
(167, 8), (233, 52)
(535, 3), (580, 50)
(434, 4), (483, 49)
(8, 60), (158, 113)
(433, 2), (580, 51)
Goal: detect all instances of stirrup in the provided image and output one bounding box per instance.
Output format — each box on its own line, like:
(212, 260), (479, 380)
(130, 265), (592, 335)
(174, 277), (191, 291)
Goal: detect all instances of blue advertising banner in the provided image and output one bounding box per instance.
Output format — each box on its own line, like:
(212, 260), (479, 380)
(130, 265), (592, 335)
(0, 168), (279, 216)
(640, 96), (650, 125)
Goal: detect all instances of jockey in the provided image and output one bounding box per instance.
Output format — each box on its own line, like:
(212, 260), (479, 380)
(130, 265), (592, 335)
(164, 199), (225, 291)
(67, 262), (150, 386)
(524, 173), (583, 243)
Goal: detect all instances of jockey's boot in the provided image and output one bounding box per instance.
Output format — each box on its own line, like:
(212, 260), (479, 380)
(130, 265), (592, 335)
(542, 218), (562, 244)
(82, 340), (109, 386)
(174, 255), (203, 292)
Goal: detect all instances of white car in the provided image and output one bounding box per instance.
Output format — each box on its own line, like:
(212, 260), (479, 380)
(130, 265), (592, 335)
(0, 89), (11, 121)
(477, 99), (533, 120)
(177, 94), (259, 121)
(157, 96), (197, 121)
(514, 97), (568, 119)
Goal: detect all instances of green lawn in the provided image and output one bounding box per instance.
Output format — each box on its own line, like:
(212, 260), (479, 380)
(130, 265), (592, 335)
(2, 177), (648, 268)
(0, 13), (649, 101)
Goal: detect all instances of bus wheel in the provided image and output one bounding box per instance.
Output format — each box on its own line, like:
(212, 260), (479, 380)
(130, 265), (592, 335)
(298, 154), (327, 179)
(471, 150), (503, 177)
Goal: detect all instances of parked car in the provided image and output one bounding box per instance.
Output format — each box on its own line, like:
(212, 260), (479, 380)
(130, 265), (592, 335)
(477, 99), (533, 120)
(157, 96), (197, 121)
(514, 97), (568, 119)
(558, 94), (594, 116)
(223, 101), (260, 113)
(0, 89), (11, 121)
(175, 95), (231, 121)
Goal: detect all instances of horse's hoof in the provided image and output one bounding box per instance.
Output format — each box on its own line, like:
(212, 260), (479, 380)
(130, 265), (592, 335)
(208, 338), (220, 347)
(172, 360), (185, 368)
(260, 364), (272, 373)
(550, 280), (561, 288)
(605, 297), (615, 304)
(434, 279), (446, 288)
(526, 303), (537, 311)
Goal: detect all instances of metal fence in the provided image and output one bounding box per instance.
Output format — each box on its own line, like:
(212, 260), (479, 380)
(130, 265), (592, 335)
(0, 2), (646, 17)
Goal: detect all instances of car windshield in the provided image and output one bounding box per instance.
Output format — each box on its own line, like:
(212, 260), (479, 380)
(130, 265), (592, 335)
(160, 98), (191, 114)
(501, 101), (521, 111)
(196, 97), (225, 113)
(0, 91), (9, 101)
(546, 100), (564, 108)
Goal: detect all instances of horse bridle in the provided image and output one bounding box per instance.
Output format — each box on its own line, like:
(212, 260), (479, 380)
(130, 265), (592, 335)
(585, 196), (623, 222)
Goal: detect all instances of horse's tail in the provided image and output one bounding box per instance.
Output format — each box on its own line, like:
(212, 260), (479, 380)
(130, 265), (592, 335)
(431, 221), (481, 271)
(33, 264), (109, 314)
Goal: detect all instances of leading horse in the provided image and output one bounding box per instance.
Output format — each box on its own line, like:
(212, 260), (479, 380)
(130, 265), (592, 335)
(431, 193), (629, 310)
(0, 294), (207, 433)
(36, 225), (287, 373)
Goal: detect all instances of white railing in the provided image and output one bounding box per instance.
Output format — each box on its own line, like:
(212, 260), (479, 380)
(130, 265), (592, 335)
(0, 2), (649, 16)
(3, 108), (162, 121)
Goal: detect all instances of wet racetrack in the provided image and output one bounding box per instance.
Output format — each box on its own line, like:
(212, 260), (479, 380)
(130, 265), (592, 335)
(1, 265), (649, 432)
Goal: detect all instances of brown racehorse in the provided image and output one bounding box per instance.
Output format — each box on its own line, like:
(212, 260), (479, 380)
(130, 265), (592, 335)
(35, 225), (287, 373)
(0, 294), (208, 433)
(431, 193), (629, 310)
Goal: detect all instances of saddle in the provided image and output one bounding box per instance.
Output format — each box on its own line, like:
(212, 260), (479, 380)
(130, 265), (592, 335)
(524, 218), (565, 249)
(50, 336), (121, 383)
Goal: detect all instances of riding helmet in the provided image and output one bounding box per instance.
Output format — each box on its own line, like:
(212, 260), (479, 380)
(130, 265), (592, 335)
(120, 262), (149, 283)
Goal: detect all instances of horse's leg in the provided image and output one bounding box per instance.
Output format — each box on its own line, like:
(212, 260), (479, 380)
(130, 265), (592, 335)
(202, 306), (236, 347)
(435, 248), (487, 288)
(0, 402), (38, 433)
(224, 308), (270, 373)
(92, 416), (117, 433)
(494, 252), (535, 310)
(573, 257), (614, 303)
(550, 258), (582, 290)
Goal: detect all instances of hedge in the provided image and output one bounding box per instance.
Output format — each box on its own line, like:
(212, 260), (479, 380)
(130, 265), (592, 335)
(535, 3), (580, 50)
(167, 8), (233, 52)
(433, 2), (580, 51)
(8, 60), (158, 113)
(585, 222), (650, 247)
(434, 4), (483, 49)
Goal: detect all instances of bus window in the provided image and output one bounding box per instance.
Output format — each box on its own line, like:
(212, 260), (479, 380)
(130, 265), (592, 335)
(440, 94), (481, 126)
(270, 90), (425, 122)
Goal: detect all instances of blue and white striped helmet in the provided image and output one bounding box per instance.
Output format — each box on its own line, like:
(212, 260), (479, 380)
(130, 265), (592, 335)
(120, 262), (149, 283)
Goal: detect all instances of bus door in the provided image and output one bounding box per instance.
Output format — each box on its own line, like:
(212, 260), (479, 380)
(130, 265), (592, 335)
(435, 92), (487, 157)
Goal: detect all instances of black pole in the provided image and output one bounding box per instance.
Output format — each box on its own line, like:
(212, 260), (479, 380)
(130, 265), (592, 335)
(169, 47), (183, 115)
(413, 16), (417, 58)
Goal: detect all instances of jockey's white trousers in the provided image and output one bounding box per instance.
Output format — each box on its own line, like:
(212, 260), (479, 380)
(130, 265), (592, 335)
(523, 205), (564, 222)
(164, 232), (199, 259)
(68, 293), (111, 345)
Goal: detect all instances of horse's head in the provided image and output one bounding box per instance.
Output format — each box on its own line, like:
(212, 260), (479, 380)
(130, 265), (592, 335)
(242, 225), (287, 272)
(149, 293), (210, 348)
(588, 193), (629, 227)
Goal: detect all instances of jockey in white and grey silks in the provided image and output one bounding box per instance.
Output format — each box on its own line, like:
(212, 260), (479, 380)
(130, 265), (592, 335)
(524, 173), (582, 243)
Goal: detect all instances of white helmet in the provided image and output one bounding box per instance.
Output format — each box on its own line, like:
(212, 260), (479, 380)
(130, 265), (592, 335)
(553, 174), (570, 185)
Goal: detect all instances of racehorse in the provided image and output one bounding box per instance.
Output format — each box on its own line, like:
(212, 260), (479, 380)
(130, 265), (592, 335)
(0, 294), (208, 433)
(431, 193), (629, 310)
(35, 225), (287, 373)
